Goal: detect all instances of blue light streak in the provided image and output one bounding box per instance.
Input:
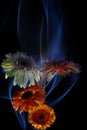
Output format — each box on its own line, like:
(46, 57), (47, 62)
(45, 75), (62, 98)
(50, 74), (79, 107)
(8, 81), (26, 129)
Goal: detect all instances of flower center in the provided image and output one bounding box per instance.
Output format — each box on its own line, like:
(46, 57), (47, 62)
(38, 113), (45, 120)
(16, 58), (31, 69)
(21, 91), (33, 100)
(47, 60), (68, 66)
(32, 109), (49, 125)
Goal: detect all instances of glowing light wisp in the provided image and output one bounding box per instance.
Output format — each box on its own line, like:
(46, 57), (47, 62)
(45, 75), (62, 98)
(50, 74), (79, 107)
(8, 81), (27, 130)
(42, 0), (66, 61)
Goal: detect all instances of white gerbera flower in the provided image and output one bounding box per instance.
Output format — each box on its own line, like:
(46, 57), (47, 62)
(1, 51), (42, 88)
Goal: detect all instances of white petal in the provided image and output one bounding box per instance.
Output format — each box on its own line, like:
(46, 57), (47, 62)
(13, 76), (17, 86)
(28, 72), (35, 86)
(5, 74), (8, 79)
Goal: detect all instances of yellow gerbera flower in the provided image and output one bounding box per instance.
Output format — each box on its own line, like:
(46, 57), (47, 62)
(28, 104), (56, 130)
(1, 51), (42, 88)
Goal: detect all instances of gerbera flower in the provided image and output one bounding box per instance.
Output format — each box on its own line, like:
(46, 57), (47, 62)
(12, 85), (46, 113)
(28, 104), (56, 130)
(40, 60), (80, 81)
(1, 51), (42, 88)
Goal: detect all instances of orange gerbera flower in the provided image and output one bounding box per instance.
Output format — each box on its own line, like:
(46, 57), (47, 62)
(28, 105), (56, 130)
(12, 85), (46, 113)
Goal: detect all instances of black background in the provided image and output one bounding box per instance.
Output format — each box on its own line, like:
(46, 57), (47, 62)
(0, 0), (86, 130)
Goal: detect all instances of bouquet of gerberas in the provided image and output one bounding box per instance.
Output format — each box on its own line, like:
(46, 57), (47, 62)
(1, 51), (80, 130)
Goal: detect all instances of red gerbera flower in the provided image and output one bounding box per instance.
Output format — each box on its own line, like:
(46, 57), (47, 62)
(41, 60), (80, 81)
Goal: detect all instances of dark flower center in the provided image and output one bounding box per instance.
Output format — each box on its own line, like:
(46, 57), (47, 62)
(21, 91), (33, 100)
(32, 110), (49, 125)
(16, 58), (32, 69)
(47, 60), (68, 67)
(38, 113), (45, 119)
